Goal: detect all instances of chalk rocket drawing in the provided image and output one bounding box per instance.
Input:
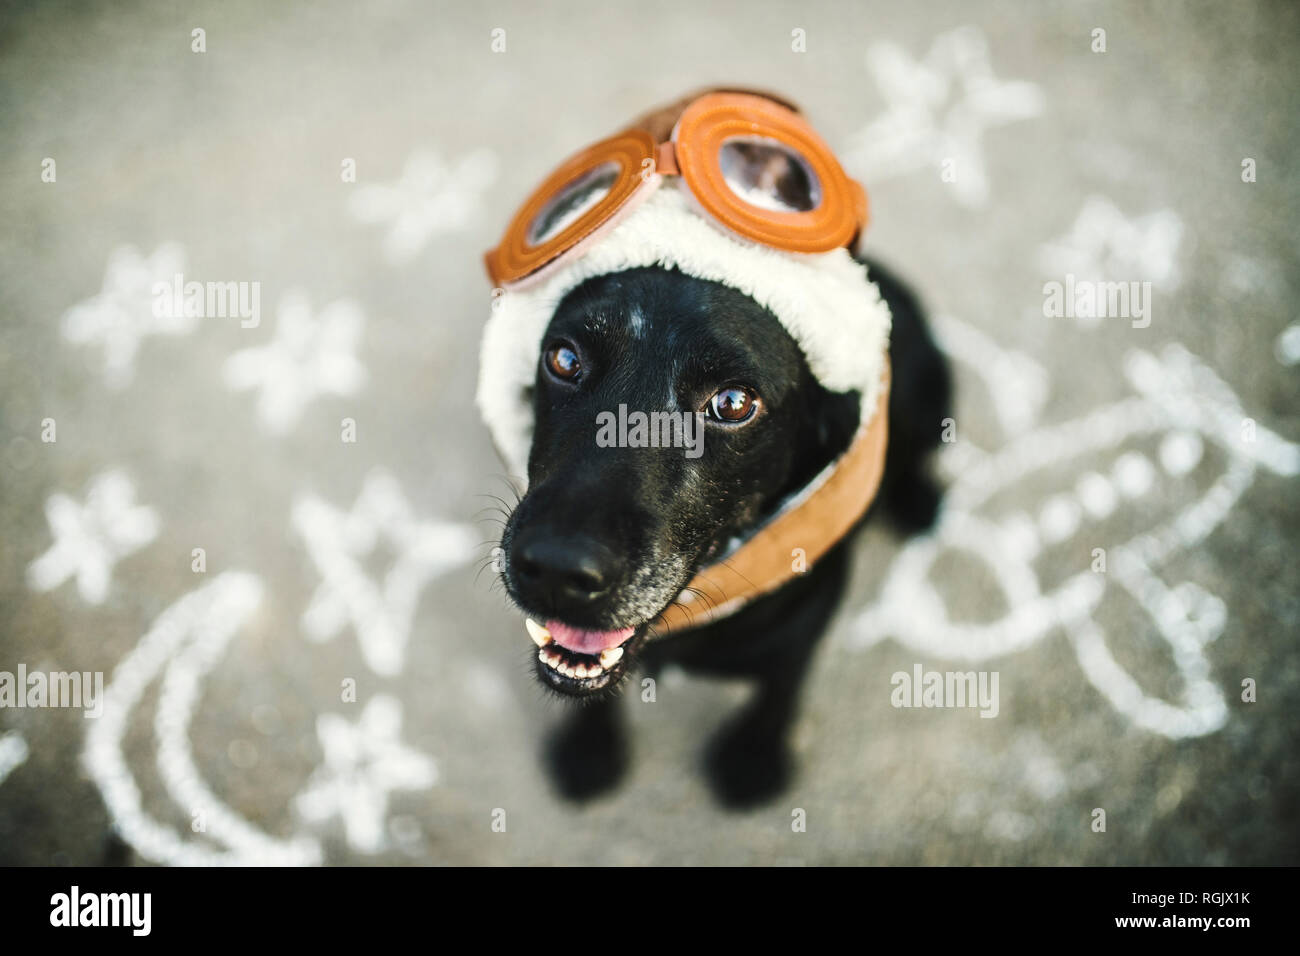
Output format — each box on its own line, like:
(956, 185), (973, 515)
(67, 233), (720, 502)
(846, 316), (1299, 739)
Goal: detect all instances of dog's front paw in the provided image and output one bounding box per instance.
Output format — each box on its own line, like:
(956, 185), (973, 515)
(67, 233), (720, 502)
(543, 702), (628, 802)
(704, 718), (793, 809)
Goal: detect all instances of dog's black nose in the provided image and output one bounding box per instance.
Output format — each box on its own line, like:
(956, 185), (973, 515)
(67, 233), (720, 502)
(512, 535), (624, 608)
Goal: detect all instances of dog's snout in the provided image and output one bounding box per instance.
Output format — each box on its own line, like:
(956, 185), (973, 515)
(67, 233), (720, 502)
(512, 534), (625, 608)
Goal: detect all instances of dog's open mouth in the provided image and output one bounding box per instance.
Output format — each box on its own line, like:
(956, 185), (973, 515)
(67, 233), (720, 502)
(525, 618), (643, 693)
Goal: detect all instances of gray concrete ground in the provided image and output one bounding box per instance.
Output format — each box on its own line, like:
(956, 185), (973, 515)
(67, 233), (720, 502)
(1, 0), (1297, 865)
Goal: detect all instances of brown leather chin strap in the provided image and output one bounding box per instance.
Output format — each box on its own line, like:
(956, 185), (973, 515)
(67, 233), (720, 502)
(650, 360), (891, 635)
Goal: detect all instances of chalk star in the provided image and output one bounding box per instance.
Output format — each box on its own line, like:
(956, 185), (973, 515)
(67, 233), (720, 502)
(845, 25), (1044, 207)
(223, 292), (367, 434)
(1039, 196), (1184, 294)
(61, 243), (194, 387)
(0, 732), (29, 788)
(294, 695), (437, 854)
(348, 147), (498, 264)
(27, 470), (160, 604)
(292, 469), (477, 676)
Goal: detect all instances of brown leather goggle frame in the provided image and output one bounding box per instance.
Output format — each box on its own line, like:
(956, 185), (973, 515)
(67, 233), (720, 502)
(485, 89), (869, 287)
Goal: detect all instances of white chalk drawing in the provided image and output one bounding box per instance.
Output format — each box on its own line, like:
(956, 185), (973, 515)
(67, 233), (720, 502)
(0, 731), (29, 787)
(844, 26), (1044, 207)
(292, 469), (478, 677)
(83, 554), (453, 864)
(348, 147), (499, 264)
(84, 573), (322, 865)
(222, 292), (367, 433)
(929, 314), (1049, 438)
(847, 317), (1299, 739)
(27, 470), (159, 605)
(294, 695), (438, 854)
(60, 242), (195, 387)
(1275, 323), (1300, 367)
(1222, 254), (1280, 297)
(1039, 196), (1185, 305)
(951, 730), (1105, 842)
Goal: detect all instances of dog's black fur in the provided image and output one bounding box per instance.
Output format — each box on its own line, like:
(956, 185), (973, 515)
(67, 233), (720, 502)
(496, 256), (951, 807)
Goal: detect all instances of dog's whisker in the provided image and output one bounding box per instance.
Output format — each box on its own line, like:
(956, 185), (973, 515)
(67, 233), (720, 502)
(487, 474), (525, 507)
(682, 584), (719, 610)
(665, 597), (700, 628)
(714, 558), (760, 594)
(473, 491), (517, 511)
(685, 569), (734, 607)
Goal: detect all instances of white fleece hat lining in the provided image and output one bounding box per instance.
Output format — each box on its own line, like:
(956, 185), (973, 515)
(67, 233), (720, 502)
(477, 181), (891, 481)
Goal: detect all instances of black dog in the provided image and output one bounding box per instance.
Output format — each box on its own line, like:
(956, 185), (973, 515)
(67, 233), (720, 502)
(496, 256), (951, 807)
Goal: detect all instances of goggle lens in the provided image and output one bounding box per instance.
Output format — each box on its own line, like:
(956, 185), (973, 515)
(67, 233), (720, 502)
(526, 160), (622, 247)
(718, 136), (822, 214)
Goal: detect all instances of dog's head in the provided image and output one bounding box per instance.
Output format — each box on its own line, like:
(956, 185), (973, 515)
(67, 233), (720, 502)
(498, 265), (860, 696)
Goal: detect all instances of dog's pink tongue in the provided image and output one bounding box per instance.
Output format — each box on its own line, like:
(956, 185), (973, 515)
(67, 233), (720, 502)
(546, 620), (634, 654)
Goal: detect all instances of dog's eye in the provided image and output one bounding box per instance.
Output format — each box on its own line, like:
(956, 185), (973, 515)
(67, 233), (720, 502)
(707, 386), (758, 423)
(544, 344), (582, 381)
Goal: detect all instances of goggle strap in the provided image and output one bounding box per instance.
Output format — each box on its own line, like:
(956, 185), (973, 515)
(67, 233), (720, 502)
(650, 359), (891, 634)
(654, 140), (679, 177)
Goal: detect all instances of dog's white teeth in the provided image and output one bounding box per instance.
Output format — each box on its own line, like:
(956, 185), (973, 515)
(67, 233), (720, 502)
(525, 618), (552, 647)
(599, 646), (624, 668)
(537, 640), (613, 681)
